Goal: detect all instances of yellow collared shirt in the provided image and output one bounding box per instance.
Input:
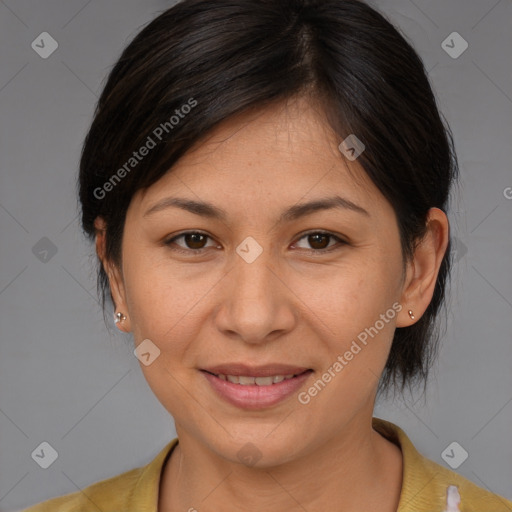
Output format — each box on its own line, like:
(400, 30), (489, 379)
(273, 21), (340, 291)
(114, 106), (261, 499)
(23, 418), (512, 511)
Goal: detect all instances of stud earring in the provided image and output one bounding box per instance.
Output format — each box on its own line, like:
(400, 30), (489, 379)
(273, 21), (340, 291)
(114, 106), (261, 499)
(114, 312), (126, 324)
(408, 310), (415, 320)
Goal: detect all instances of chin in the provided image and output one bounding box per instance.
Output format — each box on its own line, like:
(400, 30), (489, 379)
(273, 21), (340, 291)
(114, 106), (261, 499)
(206, 429), (308, 470)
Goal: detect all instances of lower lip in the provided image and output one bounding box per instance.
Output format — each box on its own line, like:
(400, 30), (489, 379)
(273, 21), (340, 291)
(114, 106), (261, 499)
(201, 370), (313, 410)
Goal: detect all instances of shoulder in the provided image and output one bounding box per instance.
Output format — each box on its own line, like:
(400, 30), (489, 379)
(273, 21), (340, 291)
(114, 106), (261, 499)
(414, 456), (512, 511)
(22, 439), (178, 512)
(373, 418), (512, 512)
(22, 468), (141, 511)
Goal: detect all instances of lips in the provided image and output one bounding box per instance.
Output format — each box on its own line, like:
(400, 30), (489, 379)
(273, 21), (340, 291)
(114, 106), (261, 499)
(200, 364), (313, 410)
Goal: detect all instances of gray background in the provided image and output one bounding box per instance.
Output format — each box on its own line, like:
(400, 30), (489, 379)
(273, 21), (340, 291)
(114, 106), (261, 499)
(0, 0), (511, 510)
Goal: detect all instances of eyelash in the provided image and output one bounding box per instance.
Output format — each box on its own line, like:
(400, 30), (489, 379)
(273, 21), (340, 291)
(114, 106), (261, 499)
(163, 230), (347, 256)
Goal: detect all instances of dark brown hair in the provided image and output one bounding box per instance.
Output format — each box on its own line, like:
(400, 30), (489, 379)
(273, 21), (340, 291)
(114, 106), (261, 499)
(78, 0), (459, 394)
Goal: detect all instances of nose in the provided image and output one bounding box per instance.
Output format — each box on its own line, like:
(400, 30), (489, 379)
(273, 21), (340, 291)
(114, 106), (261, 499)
(213, 244), (298, 345)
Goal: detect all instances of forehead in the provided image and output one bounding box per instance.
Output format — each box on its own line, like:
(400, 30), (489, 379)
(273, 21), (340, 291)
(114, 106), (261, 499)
(175, 98), (358, 177)
(134, 97), (390, 220)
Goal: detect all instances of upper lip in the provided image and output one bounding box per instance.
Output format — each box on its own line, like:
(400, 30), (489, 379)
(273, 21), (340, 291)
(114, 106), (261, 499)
(201, 364), (312, 378)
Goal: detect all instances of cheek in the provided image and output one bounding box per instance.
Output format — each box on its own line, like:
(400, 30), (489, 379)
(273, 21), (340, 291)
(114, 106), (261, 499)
(297, 252), (402, 382)
(293, 251), (400, 335)
(121, 246), (189, 353)
(122, 248), (227, 377)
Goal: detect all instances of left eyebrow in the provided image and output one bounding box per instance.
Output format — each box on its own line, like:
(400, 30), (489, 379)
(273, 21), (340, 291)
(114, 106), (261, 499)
(143, 195), (370, 221)
(278, 195), (370, 222)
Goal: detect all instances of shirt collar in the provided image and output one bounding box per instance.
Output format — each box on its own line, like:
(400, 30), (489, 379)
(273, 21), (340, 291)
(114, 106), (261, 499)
(372, 416), (450, 511)
(131, 437), (179, 511)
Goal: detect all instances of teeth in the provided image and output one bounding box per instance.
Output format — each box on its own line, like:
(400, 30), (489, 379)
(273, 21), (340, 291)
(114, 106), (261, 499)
(255, 376), (273, 386)
(216, 373), (297, 385)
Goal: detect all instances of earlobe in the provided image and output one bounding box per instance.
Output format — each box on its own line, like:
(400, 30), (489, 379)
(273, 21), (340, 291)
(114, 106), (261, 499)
(396, 207), (449, 327)
(106, 264), (132, 333)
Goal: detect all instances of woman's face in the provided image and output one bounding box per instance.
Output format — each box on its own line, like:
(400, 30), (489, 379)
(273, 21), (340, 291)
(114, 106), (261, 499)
(104, 98), (434, 467)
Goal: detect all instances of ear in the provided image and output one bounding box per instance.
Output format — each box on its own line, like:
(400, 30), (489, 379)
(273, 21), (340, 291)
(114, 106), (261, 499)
(94, 216), (132, 332)
(396, 207), (450, 327)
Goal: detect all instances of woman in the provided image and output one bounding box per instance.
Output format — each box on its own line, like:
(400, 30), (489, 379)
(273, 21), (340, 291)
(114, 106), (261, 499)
(24, 0), (512, 510)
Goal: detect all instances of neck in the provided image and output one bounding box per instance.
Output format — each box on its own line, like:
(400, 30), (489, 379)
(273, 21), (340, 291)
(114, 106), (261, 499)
(159, 415), (402, 512)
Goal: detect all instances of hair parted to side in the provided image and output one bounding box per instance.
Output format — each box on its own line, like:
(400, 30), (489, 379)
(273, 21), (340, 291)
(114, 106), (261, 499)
(78, 0), (459, 395)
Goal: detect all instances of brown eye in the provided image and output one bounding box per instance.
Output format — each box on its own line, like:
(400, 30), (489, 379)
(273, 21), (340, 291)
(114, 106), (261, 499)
(165, 230), (346, 256)
(293, 231), (346, 253)
(182, 233), (208, 249)
(307, 233), (331, 250)
(165, 231), (216, 254)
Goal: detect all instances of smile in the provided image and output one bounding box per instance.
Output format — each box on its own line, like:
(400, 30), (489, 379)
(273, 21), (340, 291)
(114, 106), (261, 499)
(201, 368), (313, 410)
